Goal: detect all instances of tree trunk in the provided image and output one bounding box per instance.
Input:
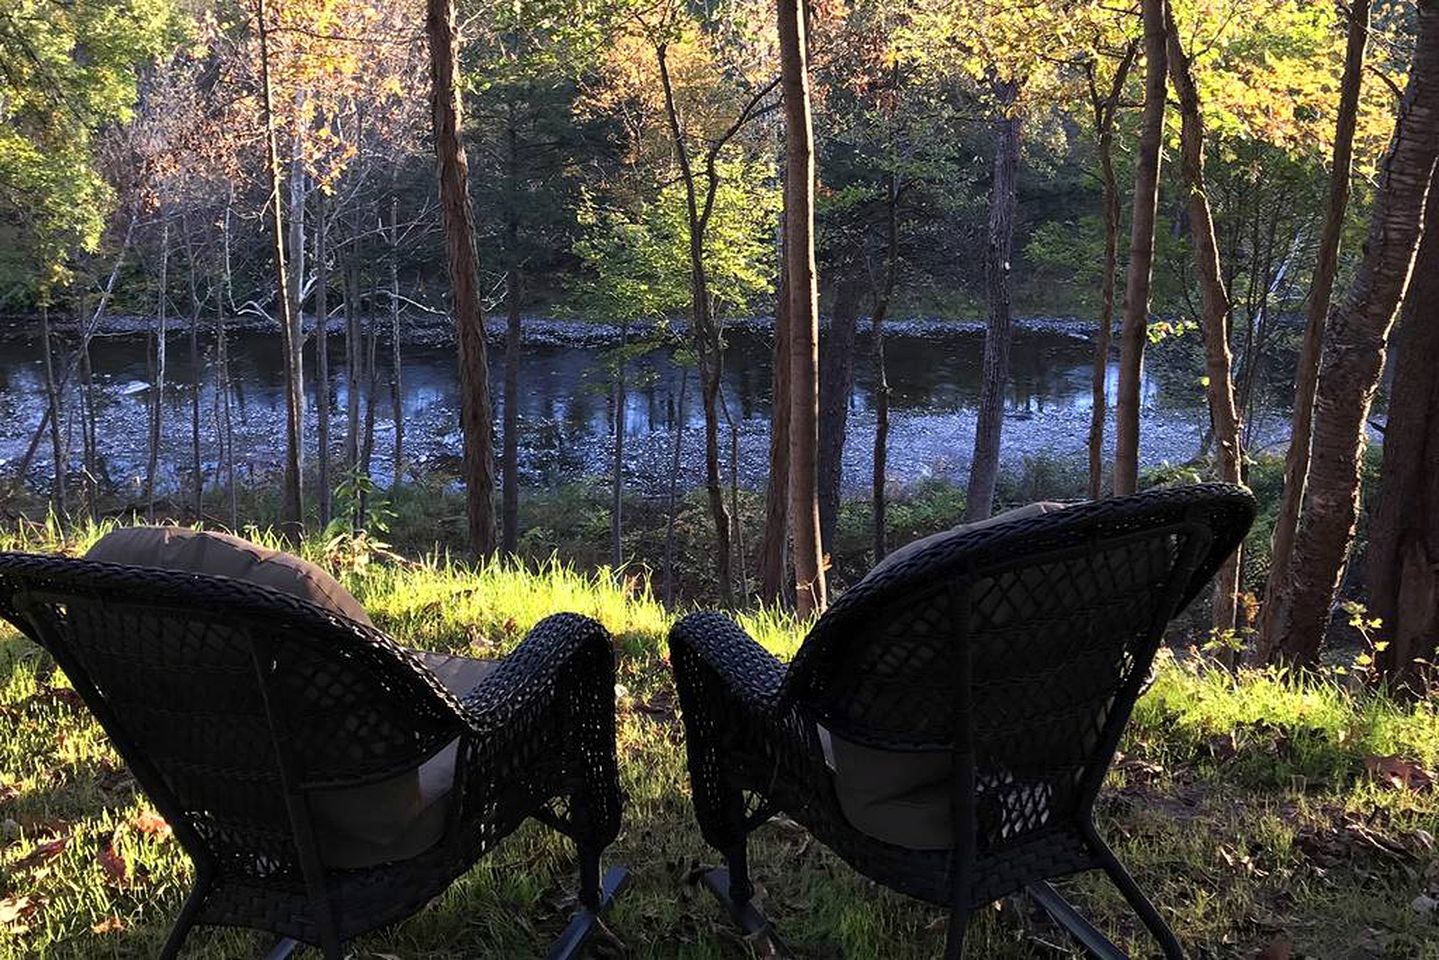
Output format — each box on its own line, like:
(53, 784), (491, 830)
(663, 365), (690, 607)
(1258, 0), (1370, 659)
(221, 186), (238, 529)
(1086, 46), (1137, 501)
(657, 43), (733, 605)
(757, 223), (791, 604)
(1264, 1), (1439, 666)
(315, 189), (332, 529)
(78, 300), (97, 519)
(146, 216), (169, 520)
(426, 0), (498, 557)
(611, 325), (628, 571)
(1114, 0), (1169, 496)
(872, 172), (899, 561)
(389, 193), (404, 490)
(1166, 2), (1245, 636)
(344, 242), (361, 476)
(818, 276), (861, 554)
(1368, 169), (1439, 689)
(40, 304), (66, 516)
(780, 0), (826, 618)
(257, 0), (304, 540)
(966, 85), (1021, 521)
(502, 98), (522, 555)
(185, 216), (203, 520)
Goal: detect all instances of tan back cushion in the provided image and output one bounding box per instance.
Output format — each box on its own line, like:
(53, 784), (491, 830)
(86, 526), (371, 626)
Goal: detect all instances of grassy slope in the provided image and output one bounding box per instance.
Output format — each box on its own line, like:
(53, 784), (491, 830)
(2, 526), (1438, 958)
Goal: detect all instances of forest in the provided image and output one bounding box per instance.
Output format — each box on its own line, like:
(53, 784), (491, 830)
(4, 0), (1439, 954)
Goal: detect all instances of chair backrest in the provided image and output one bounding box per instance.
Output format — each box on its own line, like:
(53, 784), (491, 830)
(781, 484), (1254, 851)
(0, 554), (465, 882)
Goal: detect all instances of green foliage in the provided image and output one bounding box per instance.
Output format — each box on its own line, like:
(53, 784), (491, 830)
(0, 0), (176, 291)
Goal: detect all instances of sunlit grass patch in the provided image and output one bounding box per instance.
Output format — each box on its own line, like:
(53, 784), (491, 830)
(2, 525), (1438, 957)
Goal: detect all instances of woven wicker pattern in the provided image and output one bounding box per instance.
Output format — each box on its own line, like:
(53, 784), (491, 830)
(0, 554), (622, 957)
(669, 484), (1255, 954)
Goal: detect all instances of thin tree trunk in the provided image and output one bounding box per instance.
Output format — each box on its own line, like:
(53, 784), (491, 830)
(1264, 1), (1439, 666)
(966, 84), (1021, 521)
(757, 222), (791, 604)
(502, 99), (522, 555)
(1369, 173), (1439, 690)
(426, 0), (498, 557)
(1086, 46), (1137, 501)
(344, 242), (361, 476)
(657, 43), (733, 605)
(611, 326), (628, 571)
(221, 186), (238, 529)
(146, 216), (169, 520)
(818, 277), (861, 554)
(872, 172), (899, 561)
(663, 365), (690, 607)
(1259, 0), (1368, 656)
(1166, 2), (1245, 636)
(40, 304), (66, 516)
(780, 0), (826, 617)
(185, 216), (203, 519)
(315, 189), (332, 528)
(1114, 0), (1169, 496)
(257, 0), (304, 540)
(389, 193), (404, 490)
(78, 300), (97, 519)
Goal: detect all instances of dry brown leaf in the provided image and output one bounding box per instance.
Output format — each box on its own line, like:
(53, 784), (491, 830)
(14, 834), (69, 871)
(98, 837), (130, 884)
(91, 914), (125, 934)
(130, 810), (171, 838)
(1364, 755), (1436, 791)
(1255, 938), (1291, 960)
(0, 894), (41, 932)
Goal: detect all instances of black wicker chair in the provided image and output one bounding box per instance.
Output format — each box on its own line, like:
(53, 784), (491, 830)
(0, 553), (626, 959)
(668, 484), (1255, 958)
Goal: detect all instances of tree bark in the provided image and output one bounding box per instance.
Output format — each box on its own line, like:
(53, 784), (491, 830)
(184, 215), (203, 520)
(145, 216), (169, 520)
(611, 327), (628, 571)
(780, 0), (826, 617)
(818, 276), (861, 554)
(1086, 46), (1137, 501)
(1166, 1), (1245, 635)
(502, 97), (522, 556)
(966, 84), (1021, 521)
(1368, 169), (1439, 689)
(663, 365), (690, 607)
(1258, 0), (1370, 659)
(315, 189), (332, 528)
(426, 0), (498, 557)
(1265, 0), (1439, 666)
(1113, 0), (1169, 496)
(758, 246), (791, 605)
(389, 193), (404, 490)
(872, 172), (899, 561)
(257, 0), (304, 540)
(40, 304), (66, 516)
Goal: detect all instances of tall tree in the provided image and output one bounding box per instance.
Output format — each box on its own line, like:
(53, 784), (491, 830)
(426, 0), (498, 556)
(1165, 0), (1244, 635)
(1112, 0), (1168, 495)
(256, 0), (305, 539)
(780, 0), (827, 617)
(1368, 173), (1439, 690)
(1258, 0), (1371, 657)
(1263, 0), (1439, 666)
(965, 80), (1020, 520)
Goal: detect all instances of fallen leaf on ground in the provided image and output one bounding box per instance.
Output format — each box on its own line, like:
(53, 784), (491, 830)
(1364, 755), (1436, 791)
(91, 914), (125, 934)
(0, 895), (41, 932)
(98, 837), (129, 884)
(14, 834), (69, 870)
(130, 810), (171, 838)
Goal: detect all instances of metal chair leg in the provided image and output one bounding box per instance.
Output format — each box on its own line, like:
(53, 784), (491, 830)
(944, 904), (971, 959)
(700, 866), (791, 958)
(159, 878), (209, 960)
(1026, 881), (1126, 960)
(1083, 821), (1185, 959)
(546, 862), (629, 960)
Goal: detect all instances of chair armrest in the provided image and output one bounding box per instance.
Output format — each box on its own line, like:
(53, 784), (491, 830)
(668, 611), (785, 712)
(458, 612), (614, 737)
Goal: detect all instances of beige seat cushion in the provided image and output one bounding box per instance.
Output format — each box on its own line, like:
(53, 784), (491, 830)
(85, 527), (496, 869)
(825, 501), (1069, 850)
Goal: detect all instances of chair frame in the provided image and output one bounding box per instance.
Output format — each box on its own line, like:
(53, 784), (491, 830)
(668, 484), (1255, 959)
(0, 554), (627, 959)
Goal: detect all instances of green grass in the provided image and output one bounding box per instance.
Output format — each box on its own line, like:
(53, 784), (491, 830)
(3, 526), (1439, 958)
